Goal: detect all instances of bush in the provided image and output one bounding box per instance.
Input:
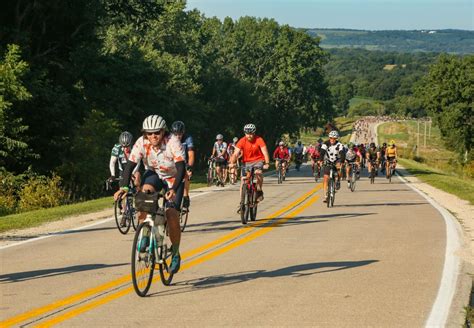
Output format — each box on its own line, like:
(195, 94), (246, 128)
(0, 169), (24, 216)
(18, 174), (67, 211)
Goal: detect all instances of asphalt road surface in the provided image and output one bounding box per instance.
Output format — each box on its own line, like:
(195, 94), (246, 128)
(0, 164), (453, 327)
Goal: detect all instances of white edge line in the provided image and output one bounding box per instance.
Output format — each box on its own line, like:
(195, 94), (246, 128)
(0, 190), (215, 250)
(396, 172), (462, 327)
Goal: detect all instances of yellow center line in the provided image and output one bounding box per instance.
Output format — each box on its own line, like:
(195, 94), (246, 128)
(1, 184), (322, 327)
(34, 190), (321, 327)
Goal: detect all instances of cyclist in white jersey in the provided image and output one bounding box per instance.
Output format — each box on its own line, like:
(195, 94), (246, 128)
(211, 134), (228, 186)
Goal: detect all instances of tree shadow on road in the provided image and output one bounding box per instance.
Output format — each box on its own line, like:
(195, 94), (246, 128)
(0, 263), (128, 283)
(334, 202), (428, 208)
(149, 260), (378, 298)
(251, 212), (376, 228)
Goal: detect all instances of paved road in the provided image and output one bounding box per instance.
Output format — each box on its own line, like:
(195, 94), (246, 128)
(0, 165), (450, 327)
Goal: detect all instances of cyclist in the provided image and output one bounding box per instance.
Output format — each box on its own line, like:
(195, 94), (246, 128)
(308, 142), (321, 178)
(366, 142), (380, 178)
(170, 121), (194, 208)
(319, 130), (345, 203)
(230, 123), (270, 207)
(211, 134), (228, 186)
(344, 142), (362, 188)
(227, 137), (241, 184)
(385, 139), (398, 178)
(379, 142), (387, 174)
(359, 143), (367, 168)
(294, 141), (304, 171)
(273, 141), (290, 179)
(114, 115), (185, 274)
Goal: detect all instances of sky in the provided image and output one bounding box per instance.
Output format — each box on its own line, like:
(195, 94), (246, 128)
(185, 0), (474, 30)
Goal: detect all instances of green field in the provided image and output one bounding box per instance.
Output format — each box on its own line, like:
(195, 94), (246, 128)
(378, 121), (473, 204)
(299, 117), (357, 145)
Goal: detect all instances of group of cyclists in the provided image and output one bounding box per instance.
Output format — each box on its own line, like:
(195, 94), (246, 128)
(107, 113), (398, 276)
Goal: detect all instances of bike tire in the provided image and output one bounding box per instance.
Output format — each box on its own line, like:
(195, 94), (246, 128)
(114, 200), (131, 235)
(250, 187), (257, 221)
(207, 166), (213, 186)
(158, 224), (174, 286)
(131, 222), (155, 297)
(129, 196), (138, 231)
(370, 168), (375, 184)
(240, 186), (248, 225)
(327, 179), (332, 208)
(350, 171), (356, 192)
(180, 208), (189, 232)
(330, 180), (335, 207)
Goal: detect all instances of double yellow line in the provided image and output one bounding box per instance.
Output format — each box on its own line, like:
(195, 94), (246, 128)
(2, 184), (322, 327)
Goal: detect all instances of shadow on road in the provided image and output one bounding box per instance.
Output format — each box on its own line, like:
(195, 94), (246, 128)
(252, 212), (376, 228)
(334, 202), (427, 208)
(149, 260), (378, 298)
(0, 263), (128, 283)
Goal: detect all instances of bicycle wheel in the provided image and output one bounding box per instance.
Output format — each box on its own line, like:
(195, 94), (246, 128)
(114, 200), (131, 235)
(327, 179), (333, 208)
(389, 167), (393, 183)
(350, 170), (356, 192)
(370, 168), (375, 184)
(250, 187), (257, 221)
(179, 207), (189, 232)
(129, 195), (138, 231)
(240, 185), (249, 225)
(158, 224), (174, 286)
(207, 166), (213, 186)
(277, 166), (282, 184)
(131, 222), (155, 297)
(330, 179), (336, 207)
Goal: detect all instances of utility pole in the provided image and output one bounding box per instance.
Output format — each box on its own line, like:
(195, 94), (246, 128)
(417, 120), (420, 156)
(424, 120), (427, 148)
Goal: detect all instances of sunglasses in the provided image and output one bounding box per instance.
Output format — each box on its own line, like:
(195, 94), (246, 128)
(146, 131), (162, 136)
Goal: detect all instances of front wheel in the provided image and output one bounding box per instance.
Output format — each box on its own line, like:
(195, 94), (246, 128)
(207, 166), (213, 186)
(131, 222), (155, 297)
(250, 187), (257, 221)
(114, 200), (131, 235)
(240, 185), (248, 225)
(350, 170), (356, 192)
(179, 207), (189, 232)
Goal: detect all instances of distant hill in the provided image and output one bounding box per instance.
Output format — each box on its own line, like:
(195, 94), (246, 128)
(305, 29), (474, 54)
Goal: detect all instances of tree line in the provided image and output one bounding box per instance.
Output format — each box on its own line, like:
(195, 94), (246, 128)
(0, 0), (332, 213)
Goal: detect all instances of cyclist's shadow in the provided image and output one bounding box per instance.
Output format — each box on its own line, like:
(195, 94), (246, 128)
(149, 260), (378, 297)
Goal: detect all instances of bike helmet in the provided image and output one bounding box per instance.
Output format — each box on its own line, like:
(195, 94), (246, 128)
(119, 131), (133, 147)
(243, 123), (256, 134)
(233, 137), (238, 143)
(348, 142), (354, 148)
(279, 141), (284, 146)
(171, 121), (185, 134)
(317, 138), (323, 143)
(389, 139), (395, 146)
(297, 141), (302, 146)
(370, 142), (376, 148)
(142, 115), (166, 132)
(216, 134), (223, 140)
(383, 142), (387, 147)
(329, 130), (339, 139)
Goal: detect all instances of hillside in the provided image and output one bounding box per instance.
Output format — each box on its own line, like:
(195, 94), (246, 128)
(305, 29), (474, 54)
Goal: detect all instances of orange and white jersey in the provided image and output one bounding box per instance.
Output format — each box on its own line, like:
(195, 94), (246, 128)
(130, 134), (185, 180)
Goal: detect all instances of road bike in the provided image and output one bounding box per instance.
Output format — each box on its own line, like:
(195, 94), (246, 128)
(325, 161), (338, 208)
(206, 157), (217, 186)
(294, 153), (303, 171)
(240, 167), (258, 224)
(131, 192), (174, 297)
(275, 159), (286, 184)
(312, 159), (321, 182)
(113, 180), (137, 234)
(386, 158), (396, 183)
(179, 194), (189, 232)
(348, 162), (358, 192)
(369, 160), (377, 184)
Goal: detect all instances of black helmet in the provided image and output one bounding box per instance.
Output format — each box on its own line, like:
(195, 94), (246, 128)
(317, 138), (323, 143)
(383, 142), (387, 147)
(297, 141), (302, 146)
(119, 131), (133, 147)
(171, 121), (185, 134)
(370, 142), (376, 148)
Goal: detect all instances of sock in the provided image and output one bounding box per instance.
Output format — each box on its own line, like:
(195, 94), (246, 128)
(171, 244), (180, 256)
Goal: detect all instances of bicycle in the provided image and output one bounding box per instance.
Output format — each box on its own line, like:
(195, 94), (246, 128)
(325, 161), (338, 208)
(311, 159), (321, 182)
(369, 160), (377, 184)
(131, 192), (174, 297)
(114, 187), (138, 234)
(348, 162), (358, 192)
(386, 158), (396, 183)
(206, 157), (217, 186)
(275, 159), (286, 184)
(240, 167), (258, 224)
(229, 160), (240, 185)
(179, 194), (189, 232)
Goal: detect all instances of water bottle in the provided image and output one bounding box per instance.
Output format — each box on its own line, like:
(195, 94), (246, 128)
(154, 208), (166, 246)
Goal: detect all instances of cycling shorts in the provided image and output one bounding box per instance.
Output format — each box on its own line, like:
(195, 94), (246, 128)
(141, 170), (184, 210)
(241, 161), (264, 176)
(214, 157), (228, 167)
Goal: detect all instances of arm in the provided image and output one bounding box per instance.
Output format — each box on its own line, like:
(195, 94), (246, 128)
(261, 146), (270, 168)
(109, 156), (118, 177)
(230, 148), (241, 165)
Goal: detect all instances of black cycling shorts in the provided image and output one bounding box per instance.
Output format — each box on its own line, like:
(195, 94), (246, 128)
(141, 170), (184, 210)
(215, 158), (228, 167)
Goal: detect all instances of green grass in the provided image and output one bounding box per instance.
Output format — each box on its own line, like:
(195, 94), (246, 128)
(0, 175), (208, 233)
(398, 158), (474, 205)
(349, 96), (376, 107)
(299, 117), (357, 145)
(378, 120), (473, 204)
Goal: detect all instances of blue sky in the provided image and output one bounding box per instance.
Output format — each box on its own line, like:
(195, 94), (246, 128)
(186, 0), (474, 30)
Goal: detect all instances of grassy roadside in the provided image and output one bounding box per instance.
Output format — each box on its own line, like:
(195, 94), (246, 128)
(378, 121), (473, 205)
(0, 177), (208, 233)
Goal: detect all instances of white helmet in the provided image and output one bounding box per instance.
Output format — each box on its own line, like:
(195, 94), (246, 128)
(329, 130), (339, 139)
(216, 134), (223, 140)
(244, 123), (256, 134)
(143, 115), (166, 132)
(119, 131), (133, 146)
(279, 141), (284, 146)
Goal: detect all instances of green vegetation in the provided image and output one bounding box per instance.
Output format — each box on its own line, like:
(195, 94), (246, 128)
(306, 29), (474, 54)
(378, 121), (473, 204)
(298, 117), (356, 146)
(1, 1), (332, 214)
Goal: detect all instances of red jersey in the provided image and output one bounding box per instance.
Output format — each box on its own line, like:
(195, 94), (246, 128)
(273, 146), (289, 160)
(236, 136), (266, 163)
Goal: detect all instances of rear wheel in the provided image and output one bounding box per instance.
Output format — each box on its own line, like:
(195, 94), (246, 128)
(250, 186), (257, 221)
(131, 223), (155, 297)
(114, 200), (131, 234)
(179, 207), (189, 232)
(240, 185), (248, 225)
(370, 167), (375, 184)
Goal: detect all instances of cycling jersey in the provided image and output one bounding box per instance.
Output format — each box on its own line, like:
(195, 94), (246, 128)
(110, 144), (130, 176)
(367, 148), (378, 161)
(273, 147), (290, 160)
(129, 134), (185, 181)
(308, 146), (320, 159)
(180, 134), (194, 163)
(236, 136), (266, 163)
(294, 145), (304, 155)
(214, 141), (228, 159)
(345, 148), (358, 162)
(386, 146), (396, 158)
(320, 140), (344, 163)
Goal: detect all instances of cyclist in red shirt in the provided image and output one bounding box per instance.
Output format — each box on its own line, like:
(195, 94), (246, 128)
(230, 123), (270, 205)
(273, 141), (290, 180)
